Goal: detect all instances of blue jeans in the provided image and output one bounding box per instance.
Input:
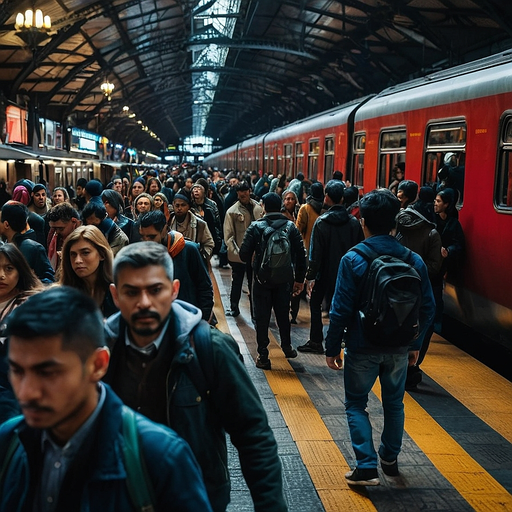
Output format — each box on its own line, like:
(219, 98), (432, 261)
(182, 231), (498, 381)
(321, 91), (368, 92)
(343, 350), (408, 468)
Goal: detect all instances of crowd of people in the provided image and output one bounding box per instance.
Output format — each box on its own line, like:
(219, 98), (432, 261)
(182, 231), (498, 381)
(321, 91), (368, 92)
(0, 161), (465, 508)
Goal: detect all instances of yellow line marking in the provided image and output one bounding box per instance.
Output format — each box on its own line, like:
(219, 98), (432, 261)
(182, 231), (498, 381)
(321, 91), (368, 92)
(371, 378), (512, 511)
(211, 270), (229, 333)
(265, 341), (376, 511)
(422, 335), (512, 443)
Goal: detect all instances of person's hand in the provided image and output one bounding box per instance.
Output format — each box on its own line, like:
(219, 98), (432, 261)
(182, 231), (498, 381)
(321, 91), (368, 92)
(408, 350), (419, 367)
(292, 281), (304, 297)
(326, 354), (343, 370)
(306, 279), (315, 297)
(441, 247), (448, 258)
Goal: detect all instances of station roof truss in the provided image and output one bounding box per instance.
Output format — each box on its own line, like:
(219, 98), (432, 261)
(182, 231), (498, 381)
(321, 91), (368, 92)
(0, 0), (511, 152)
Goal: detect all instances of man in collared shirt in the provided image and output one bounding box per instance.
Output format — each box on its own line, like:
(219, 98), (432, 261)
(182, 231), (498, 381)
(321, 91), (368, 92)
(0, 286), (211, 511)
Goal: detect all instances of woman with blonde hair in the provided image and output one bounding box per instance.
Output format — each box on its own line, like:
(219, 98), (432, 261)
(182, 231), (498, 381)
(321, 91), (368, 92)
(59, 225), (117, 317)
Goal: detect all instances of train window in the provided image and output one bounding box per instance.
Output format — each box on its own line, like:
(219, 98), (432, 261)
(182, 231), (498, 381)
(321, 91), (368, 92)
(425, 121), (466, 205)
(308, 139), (319, 181)
(495, 116), (512, 210)
(324, 136), (334, 182)
(378, 129), (406, 189)
(295, 142), (304, 177)
(352, 132), (366, 186)
(284, 144), (292, 177)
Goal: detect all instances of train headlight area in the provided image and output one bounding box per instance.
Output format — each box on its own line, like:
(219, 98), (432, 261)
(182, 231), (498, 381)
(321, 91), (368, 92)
(211, 267), (512, 512)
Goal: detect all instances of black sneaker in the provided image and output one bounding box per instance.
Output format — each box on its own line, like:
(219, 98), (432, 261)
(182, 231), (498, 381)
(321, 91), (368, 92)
(380, 458), (399, 477)
(226, 308), (240, 317)
(405, 368), (423, 390)
(256, 356), (271, 370)
(297, 340), (324, 354)
(282, 346), (297, 358)
(345, 468), (380, 486)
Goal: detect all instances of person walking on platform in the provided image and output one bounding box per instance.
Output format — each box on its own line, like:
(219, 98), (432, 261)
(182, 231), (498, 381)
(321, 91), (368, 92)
(325, 189), (435, 486)
(0, 286), (212, 511)
(239, 192), (307, 370)
(103, 242), (287, 512)
(223, 182), (263, 317)
(298, 180), (363, 354)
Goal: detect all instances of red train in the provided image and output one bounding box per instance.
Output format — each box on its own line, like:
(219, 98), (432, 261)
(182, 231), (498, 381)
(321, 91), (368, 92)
(204, 50), (512, 349)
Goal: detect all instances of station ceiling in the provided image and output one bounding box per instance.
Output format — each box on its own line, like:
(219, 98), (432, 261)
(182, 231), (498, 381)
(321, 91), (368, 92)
(1, 0), (511, 153)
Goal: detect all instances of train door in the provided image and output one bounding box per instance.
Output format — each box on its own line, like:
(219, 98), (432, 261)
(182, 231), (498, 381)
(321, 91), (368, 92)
(424, 120), (466, 205)
(308, 139), (319, 181)
(284, 143), (293, 177)
(295, 142), (304, 177)
(324, 135), (334, 182)
(352, 132), (366, 187)
(378, 129), (406, 189)
(494, 113), (512, 209)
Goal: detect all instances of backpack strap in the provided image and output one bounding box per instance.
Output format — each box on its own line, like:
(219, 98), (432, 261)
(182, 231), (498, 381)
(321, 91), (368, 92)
(121, 406), (156, 512)
(0, 416), (26, 490)
(189, 320), (214, 399)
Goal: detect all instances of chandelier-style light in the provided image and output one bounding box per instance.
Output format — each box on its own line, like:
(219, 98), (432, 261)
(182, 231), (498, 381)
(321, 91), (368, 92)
(100, 81), (115, 101)
(14, 8), (51, 51)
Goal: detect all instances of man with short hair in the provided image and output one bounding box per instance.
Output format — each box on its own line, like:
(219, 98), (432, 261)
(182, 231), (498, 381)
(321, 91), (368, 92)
(0, 286), (211, 511)
(82, 201), (129, 256)
(29, 183), (50, 216)
(223, 182), (264, 317)
(101, 189), (139, 243)
(139, 210), (213, 321)
(104, 242), (286, 512)
(47, 202), (82, 270)
(0, 201), (54, 283)
(325, 189), (435, 486)
(169, 193), (214, 264)
(74, 177), (88, 211)
(298, 180), (363, 354)
(240, 192), (307, 369)
(397, 179), (418, 209)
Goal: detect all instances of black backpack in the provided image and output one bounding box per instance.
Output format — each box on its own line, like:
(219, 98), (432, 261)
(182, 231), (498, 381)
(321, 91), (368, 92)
(352, 243), (422, 347)
(256, 219), (294, 286)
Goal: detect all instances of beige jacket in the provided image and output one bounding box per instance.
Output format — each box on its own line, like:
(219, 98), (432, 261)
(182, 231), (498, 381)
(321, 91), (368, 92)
(169, 211), (215, 261)
(224, 199), (263, 263)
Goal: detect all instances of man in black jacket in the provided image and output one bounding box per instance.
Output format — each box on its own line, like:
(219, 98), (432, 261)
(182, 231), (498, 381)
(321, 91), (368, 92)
(239, 192), (307, 370)
(298, 180), (363, 354)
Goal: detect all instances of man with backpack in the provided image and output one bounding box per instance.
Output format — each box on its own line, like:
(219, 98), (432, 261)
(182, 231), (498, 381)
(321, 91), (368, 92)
(0, 286), (211, 511)
(103, 243), (287, 512)
(239, 192), (307, 370)
(325, 189), (435, 486)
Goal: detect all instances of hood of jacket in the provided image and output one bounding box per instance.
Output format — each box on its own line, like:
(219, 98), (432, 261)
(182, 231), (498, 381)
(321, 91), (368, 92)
(104, 299), (202, 354)
(262, 212), (290, 230)
(306, 195), (323, 214)
(396, 207), (435, 231)
(319, 204), (350, 225)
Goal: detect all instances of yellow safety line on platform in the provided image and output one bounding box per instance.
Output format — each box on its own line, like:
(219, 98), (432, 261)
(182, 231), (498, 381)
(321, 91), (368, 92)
(422, 335), (512, 444)
(211, 271), (229, 334)
(371, 379), (512, 512)
(265, 341), (376, 512)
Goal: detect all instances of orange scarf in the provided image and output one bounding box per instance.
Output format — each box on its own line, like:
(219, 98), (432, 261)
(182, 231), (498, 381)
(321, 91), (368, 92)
(167, 230), (186, 258)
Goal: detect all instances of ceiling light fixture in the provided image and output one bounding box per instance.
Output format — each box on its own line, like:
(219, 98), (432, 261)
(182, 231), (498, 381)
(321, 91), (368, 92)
(100, 80), (115, 101)
(14, 7), (51, 51)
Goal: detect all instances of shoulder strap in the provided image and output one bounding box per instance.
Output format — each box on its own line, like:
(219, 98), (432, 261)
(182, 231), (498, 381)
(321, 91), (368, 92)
(0, 416), (24, 489)
(351, 242), (379, 262)
(121, 406), (156, 512)
(189, 320), (214, 399)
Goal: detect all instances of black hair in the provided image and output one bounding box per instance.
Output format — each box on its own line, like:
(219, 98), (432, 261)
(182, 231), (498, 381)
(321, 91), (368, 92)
(76, 178), (88, 188)
(397, 180), (418, 202)
(47, 202), (80, 223)
(262, 192), (282, 213)
(359, 189), (401, 235)
(1, 201), (29, 233)
(101, 189), (123, 215)
(344, 186), (359, 207)
(0, 244), (40, 292)
(324, 180), (345, 204)
(81, 200), (107, 221)
(5, 286), (105, 362)
(139, 210), (167, 231)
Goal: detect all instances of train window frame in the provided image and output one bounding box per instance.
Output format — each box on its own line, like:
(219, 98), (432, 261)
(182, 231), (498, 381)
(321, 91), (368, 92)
(352, 132), (366, 187)
(295, 141), (304, 177)
(494, 112), (512, 212)
(308, 138), (320, 181)
(324, 135), (335, 182)
(378, 128), (406, 189)
(424, 119), (466, 207)
(284, 143), (293, 177)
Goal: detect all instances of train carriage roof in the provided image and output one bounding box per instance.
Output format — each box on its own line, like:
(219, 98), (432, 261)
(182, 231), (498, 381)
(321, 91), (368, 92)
(1, 1), (512, 152)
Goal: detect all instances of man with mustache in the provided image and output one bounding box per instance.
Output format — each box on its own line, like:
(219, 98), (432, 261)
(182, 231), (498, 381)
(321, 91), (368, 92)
(0, 286), (211, 511)
(103, 242), (286, 512)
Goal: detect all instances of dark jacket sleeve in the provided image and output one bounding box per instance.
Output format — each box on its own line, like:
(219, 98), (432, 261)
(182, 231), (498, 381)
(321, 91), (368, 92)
(290, 223), (307, 282)
(239, 223), (259, 264)
(306, 219), (323, 280)
(210, 329), (287, 512)
(188, 246), (214, 320)
(32, 244), (55, 284)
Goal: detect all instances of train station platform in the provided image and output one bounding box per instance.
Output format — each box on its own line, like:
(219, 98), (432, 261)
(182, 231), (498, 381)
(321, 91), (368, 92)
(210, 266), (512, 512)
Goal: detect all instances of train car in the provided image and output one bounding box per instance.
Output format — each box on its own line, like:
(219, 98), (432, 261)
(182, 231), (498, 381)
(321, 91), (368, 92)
(353, 51), (512, 349)
(205, 50), (512, 350)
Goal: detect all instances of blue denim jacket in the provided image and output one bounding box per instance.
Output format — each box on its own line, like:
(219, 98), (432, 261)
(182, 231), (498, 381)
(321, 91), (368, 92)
(325, 235), (435, 357)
